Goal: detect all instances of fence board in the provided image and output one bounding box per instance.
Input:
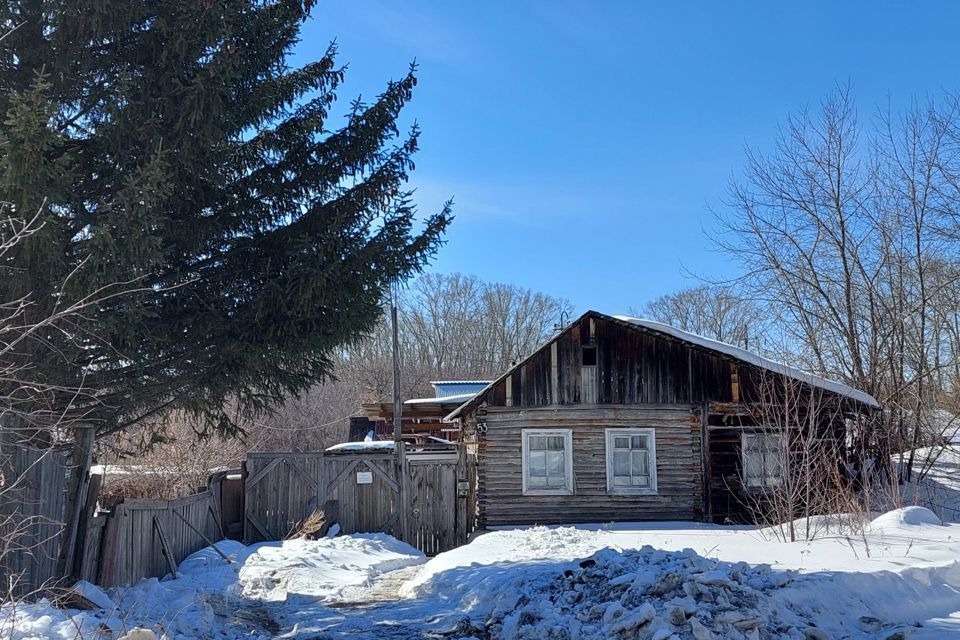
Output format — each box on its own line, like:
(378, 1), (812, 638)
(0, 444), (73, 598)
(96, 491), (221, 588)
(243, 446), (473, 554)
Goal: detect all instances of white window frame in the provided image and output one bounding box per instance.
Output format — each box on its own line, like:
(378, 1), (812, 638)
(521, 429), (574, 496)
(605, 428), (658, 495)
(741, 431), (785, 489)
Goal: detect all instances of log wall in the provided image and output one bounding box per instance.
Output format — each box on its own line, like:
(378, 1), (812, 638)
(477, 405), (703, 527)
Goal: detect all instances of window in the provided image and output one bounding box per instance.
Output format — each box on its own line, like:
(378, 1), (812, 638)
(522, 429), (573, 495)
(605, 428), (657, 494)
(742, 432), (784, 489)
(582, 346), (597, 367)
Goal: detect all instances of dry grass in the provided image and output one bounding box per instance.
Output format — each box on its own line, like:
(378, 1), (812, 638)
(285, 509), (326, 540)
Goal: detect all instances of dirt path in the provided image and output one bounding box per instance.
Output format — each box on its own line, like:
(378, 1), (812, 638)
(328, 564), (425, 609)
(295, 565), (484, 639)
(209, 564), (474, 639)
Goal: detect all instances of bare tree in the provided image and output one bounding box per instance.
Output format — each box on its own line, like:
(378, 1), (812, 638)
(742, 374), (861, 542)
(717, 86), (960, 487)
(636, 285), (766, 349)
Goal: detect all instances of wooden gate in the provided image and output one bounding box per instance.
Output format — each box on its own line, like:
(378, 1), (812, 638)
(243, 444), (473, 554)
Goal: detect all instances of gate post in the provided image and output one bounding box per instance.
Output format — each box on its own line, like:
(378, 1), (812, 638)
(397, 442), (408, 545)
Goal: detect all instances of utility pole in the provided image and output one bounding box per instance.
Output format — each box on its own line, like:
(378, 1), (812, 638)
(391, 285), (402, 443)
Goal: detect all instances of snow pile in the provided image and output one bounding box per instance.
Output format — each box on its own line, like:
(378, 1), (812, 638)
(872, 505), (943, 527)
(236, 533), (424, 603)
(404, 510), (960, 638)
(479, 546), (915, 640)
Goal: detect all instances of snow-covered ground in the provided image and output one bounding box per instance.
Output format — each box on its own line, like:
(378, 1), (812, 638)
(13, 446), (960, 640)
(1, 534), (426, 639)
(5, 507), (960, 639)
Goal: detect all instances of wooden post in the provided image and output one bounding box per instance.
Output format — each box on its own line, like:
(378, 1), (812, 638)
(97, 509), (120, 587)
(701, 400), (712, 522)
(550, 342), (559, 405)
(70, 469), (102, 580)
(397, 442), (408, 547)
(59, 426), (95, 580)
(391, 292), (402, 443)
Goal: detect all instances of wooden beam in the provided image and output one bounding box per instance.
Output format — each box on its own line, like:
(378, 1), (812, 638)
(245, 456), (283, 490)
(152, 516), (178, 578)
(550, 342), (559, 405)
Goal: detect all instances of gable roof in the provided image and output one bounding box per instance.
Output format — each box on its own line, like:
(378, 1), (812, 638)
(445, 310), (879, 421)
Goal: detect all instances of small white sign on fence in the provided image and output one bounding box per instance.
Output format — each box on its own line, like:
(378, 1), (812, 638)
(356, 470), (373, 484)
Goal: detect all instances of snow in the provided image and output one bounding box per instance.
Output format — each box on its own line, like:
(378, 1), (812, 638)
(235, 535), (423, 604)
(0, 535), (424, 640)
(71, 580), (114, 611)
(403, 392), (476, 405)
(873, 505), (943, 527)
(398, 511), (960, 638)
(324, 440), (395, 452)
(6, 509), (960, 638)
(614, 316), (880, 408)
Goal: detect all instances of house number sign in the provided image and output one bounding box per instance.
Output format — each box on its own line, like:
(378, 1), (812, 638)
(356, 470), (373, 484)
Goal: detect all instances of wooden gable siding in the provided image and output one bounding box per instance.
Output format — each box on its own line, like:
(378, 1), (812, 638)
(477, 405), (702, 527)
(485, 315), (735, 409)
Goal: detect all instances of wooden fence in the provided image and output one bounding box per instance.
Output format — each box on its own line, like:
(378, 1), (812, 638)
(92, 491), (222, 588)
(0, 445), (73, 598)
(244, 444), (473, 555)
(0, 440), (474, 596)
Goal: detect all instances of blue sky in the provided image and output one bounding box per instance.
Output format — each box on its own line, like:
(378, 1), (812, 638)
(296, 2), (960, 314)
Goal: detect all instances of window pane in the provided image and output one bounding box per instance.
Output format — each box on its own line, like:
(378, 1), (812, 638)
(547, 451), (565, 476)
(632, 475), (649, 487)
(547, 435), (565, 450)
(763, 453), (779, 475)
(530, 435), (547, 451)
(528, 475), (547, 487)
(632, 451), (648, 476)
(529, 450), (546, 476)
(631, 435), (647, 450)
(744, 450), (761, 478)
(614, 436), (629, 449)
(613, 451), (630, 476)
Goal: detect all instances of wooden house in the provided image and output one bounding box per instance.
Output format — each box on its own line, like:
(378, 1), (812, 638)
(445, 311), (878, 526)
(354, 380), (490, 443)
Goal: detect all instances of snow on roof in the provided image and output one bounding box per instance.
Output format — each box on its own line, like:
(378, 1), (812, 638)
(405, 392), (477, 406)
(325, 441), (395, 452)
(613, 316), (879, 408)
(430, 381), (492, 399)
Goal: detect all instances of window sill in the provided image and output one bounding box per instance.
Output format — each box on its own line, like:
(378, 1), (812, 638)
(743, 484), (781, 493)
(522, 488), (574, 496)
(607, 488), (659, 497)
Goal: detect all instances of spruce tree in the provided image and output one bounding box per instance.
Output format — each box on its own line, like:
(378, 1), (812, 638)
(0, 1), (450, 436)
